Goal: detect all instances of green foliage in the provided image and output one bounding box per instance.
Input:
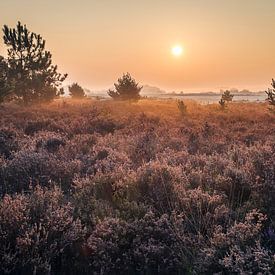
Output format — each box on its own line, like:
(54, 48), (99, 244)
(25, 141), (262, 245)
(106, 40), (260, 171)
(177, 100), (187, 116)
(108, 72), (142, 101)
(221, 90), (234, 102)
(2, 21), (67, 105)
(69, 83), (86, 99)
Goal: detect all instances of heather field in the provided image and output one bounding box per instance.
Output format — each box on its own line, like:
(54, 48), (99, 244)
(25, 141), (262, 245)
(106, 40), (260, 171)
(0, 99), (274, 274)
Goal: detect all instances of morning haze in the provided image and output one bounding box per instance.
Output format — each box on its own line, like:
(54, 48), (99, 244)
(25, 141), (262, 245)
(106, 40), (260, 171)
(1, 0), (275, 92)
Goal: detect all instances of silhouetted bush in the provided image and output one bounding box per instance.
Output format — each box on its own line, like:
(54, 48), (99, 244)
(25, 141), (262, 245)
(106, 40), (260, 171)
(221, 90), (234, 102)
(108, 73), (142, 101)
(177, 100), (187, 116)
(69, 83), (86, 99)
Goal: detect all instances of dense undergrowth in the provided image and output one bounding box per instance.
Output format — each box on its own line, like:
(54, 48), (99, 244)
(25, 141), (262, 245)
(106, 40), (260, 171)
(0, 99), (274, 274)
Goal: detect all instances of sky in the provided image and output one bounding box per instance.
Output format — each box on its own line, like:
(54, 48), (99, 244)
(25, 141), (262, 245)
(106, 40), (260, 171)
(0, 0), (275, 92)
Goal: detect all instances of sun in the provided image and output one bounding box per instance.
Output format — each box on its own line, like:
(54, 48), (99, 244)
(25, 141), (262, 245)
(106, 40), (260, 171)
(171, 45), (183, 57)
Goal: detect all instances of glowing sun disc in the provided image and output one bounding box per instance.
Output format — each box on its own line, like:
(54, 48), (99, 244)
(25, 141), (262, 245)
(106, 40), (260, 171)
(172, 45), (183, 56)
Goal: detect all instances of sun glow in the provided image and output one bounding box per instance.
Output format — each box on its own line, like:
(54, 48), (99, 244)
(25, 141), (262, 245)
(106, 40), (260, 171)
(171, 45), (183, 57)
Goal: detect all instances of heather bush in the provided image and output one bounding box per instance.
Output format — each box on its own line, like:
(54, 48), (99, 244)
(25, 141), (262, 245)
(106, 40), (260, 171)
(72, 170), (146, 227)
(0, 128), (18, 158)
(85, 213), (187, 274)
(130, 128), (159, 166)
(220, 242), (275, 274)
(0, 100), (274, 274)
(196, 209), (272, 273)
(35, 131), (66, 153)
(0, 186), (85, 274)
(2, 149), (81, 193)
(24, 120), (51, 135)
(135, 161), (186, 213)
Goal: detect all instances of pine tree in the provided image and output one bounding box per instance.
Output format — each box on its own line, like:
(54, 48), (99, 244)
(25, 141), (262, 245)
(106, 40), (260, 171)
(266, 79), (275, 106)
(108, 73), (142, 101)
(221, 90), (234, 102)
(2, 22), (67, 105)
(69, 83), (86, 99)
(0, 56), (13, 103)
(219, 98), (226, 110)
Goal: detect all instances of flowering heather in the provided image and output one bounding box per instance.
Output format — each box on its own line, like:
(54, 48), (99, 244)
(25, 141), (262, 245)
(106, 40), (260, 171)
(0, 99), (274, 274)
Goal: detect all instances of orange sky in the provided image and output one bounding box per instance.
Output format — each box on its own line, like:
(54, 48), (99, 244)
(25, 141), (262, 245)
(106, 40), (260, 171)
(0, 0), (275, 92)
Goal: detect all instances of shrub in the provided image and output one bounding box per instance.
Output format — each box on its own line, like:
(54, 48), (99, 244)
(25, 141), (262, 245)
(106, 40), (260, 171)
(69, 83), (86, 99)
(108, 73), (142, 101)
(177, 100), (187, 117)
(266, 79), (275, 113)
(221, 90), (234, 102)
(219, 97), (226, 109)
(197, 210), (269, 273)
(3, 150), (81, 193)
(0, 128), (18, 158)
(0, 186), (86, 274)
(85, 213), (187, 274)
(0, 99), (274, 274)
(24, 120), (51, 136)
(135, 162), (185, 213)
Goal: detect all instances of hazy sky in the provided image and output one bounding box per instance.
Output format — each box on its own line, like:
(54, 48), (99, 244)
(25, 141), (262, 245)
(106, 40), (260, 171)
(1, 0), (275, 92)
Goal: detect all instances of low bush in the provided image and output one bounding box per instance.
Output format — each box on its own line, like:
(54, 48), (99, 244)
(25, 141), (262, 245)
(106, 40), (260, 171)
(0, 100), (274, 274)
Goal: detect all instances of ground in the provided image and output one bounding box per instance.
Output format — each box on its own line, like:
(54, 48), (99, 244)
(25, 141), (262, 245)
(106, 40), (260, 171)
(0, 99), (274, 274)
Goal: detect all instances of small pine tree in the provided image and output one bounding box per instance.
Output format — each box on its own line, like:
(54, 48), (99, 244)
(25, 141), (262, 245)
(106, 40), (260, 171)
(222, 90), (234, 102)
(219, 98), (226, 110)
(108, 73), (142, 101)
(0, 56), (12, 103)
(2, 21), (67, 105)
(266, 79), (275, 107)
(69, 83), (86, 99)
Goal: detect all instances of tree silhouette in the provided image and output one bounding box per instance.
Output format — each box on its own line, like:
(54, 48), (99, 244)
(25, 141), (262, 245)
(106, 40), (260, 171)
(108, 73), (142, 101)
(69, 83), (86, 99)
(0, 56), (13, 103)
(2, 21), (67, 105)
(266, 79), (275, 107)
(219, 98), (226, 110)
(221, 90), (234, 102)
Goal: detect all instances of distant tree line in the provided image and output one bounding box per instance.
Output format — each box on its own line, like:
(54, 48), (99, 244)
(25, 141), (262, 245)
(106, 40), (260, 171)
(1, 21), (275, 107)
(0, 22), (143, 105)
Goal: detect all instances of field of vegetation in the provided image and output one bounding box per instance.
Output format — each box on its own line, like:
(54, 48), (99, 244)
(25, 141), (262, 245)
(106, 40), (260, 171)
(0, 99), (274, 274)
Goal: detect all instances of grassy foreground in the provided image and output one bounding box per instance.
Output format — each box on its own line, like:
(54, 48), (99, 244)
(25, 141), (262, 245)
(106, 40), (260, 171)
(0, 99), (274, 274)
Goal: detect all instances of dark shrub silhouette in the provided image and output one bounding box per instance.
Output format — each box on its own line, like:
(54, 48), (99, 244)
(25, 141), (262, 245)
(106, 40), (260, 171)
(69, 83), (86, 99)
(221, 90), (234, 102)
(177, 100), (187, 116)
(266, 79), (275, 112)
(0, 56), (12, 103)
(219, 97), (226, 109)
(108, 72), (142, 101)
